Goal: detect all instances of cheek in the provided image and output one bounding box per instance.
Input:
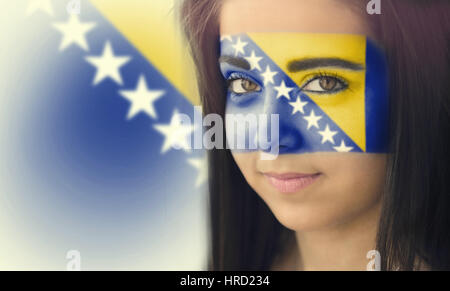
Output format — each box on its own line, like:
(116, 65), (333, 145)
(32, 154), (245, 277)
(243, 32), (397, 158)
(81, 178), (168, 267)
(305, 155), (387, 226)
(230, 151), (387, 231)
(329, 155), (387, 199)
(262, 154), (386, 231)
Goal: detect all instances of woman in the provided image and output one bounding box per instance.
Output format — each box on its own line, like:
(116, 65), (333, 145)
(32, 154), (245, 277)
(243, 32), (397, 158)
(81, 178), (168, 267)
(180, 0), (450, 270)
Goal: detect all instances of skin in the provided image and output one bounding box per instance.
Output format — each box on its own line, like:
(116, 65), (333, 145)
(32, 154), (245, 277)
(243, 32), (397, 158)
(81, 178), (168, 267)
(220, 0), (387, 270)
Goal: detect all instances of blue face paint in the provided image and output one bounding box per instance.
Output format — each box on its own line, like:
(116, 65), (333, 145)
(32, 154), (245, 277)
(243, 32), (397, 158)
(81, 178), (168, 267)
(219, 33), (389, 155)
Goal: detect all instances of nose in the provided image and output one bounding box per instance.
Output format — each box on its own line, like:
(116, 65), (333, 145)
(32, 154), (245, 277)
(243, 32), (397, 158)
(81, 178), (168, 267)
(258, 87), (304, 154)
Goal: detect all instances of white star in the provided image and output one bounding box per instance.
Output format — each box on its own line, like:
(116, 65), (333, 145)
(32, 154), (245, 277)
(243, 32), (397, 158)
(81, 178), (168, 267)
(274, 80), (294, 100)
(119, 75), (165, 120)
(85, 41), (131, 86)
(333, 140), (354, 152)
(220, 35), (233, 42)
(318, 124), (338, 144)
(260, 65), (278, 86)
(188, 156), (208, 187)
(232, 37), (248, 56)
(244, 50), (263, 71)
(303, 109), (322, 130)
(289, 96), (308, 114)
(154, 110), (194, 153)
(26, 0), (53, 17)
(53, 15), (96, 51)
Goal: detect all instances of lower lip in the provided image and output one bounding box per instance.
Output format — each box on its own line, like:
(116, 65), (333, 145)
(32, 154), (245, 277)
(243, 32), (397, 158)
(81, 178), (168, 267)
(264, 173), (321, 193)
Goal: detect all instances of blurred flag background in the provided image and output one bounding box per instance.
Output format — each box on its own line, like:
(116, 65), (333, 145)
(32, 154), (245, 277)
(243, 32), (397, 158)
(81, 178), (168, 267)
(0, 0), (207, 270)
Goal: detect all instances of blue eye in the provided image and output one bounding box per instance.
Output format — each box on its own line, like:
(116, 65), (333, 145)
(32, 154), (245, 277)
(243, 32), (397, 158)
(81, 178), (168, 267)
(226, 73), (261, 95)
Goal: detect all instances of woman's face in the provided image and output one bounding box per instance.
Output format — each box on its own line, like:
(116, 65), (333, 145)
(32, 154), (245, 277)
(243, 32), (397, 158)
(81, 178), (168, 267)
(220, 0), (388, 231)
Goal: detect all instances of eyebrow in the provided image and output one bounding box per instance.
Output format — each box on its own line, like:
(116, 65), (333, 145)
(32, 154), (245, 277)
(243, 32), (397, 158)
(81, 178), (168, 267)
(287, 58), (364, 72)
(218, 56), (251, 70)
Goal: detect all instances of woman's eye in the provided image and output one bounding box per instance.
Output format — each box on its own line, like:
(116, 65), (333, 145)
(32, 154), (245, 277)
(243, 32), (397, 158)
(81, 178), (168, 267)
(228, 78), (261, 94)
(302, 76), (346, 93)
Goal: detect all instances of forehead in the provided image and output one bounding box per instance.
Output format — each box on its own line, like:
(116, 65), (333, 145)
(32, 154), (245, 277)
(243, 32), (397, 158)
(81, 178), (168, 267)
(220, 33), (367, 64)
(220, 0), (369, 36)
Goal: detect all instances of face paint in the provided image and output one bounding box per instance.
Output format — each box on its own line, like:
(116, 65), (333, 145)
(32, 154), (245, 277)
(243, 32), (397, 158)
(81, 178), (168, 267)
(219, 33), (389, 154)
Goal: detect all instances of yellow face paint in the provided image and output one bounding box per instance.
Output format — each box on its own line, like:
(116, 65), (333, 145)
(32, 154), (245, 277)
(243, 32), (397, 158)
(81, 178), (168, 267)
(220, 33), (389, 154)
(248, 33), (367, 151)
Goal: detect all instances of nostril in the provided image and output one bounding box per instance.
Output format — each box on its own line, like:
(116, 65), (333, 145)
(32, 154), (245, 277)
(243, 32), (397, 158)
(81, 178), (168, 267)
(258, 122), (303, 154)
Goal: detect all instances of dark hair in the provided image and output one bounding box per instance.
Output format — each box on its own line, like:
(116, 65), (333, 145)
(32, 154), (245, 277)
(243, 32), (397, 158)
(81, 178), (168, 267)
(180, 0), (450, 270)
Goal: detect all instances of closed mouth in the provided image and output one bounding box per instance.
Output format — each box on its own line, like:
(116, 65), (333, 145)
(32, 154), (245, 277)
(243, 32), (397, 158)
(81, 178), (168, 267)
(263, 172), (321, 193)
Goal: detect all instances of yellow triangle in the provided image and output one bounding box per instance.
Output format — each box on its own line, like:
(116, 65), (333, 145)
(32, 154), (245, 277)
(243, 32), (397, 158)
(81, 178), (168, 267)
(90, 0), (200, 105)
(248, 33), (366, 151)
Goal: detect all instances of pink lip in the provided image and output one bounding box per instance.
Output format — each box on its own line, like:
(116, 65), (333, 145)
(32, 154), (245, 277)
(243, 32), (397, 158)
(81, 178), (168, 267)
(263, 172), (321, 193)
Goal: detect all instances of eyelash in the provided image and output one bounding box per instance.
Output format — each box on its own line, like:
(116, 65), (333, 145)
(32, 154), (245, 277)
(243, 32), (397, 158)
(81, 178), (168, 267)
(226, 72), (260, 95)
(301, 71), (349, 93)
(225, 71), (349, 96)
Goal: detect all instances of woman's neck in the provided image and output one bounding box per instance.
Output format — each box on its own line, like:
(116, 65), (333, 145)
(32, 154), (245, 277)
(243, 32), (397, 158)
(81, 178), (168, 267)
(295, 201), (382, 271)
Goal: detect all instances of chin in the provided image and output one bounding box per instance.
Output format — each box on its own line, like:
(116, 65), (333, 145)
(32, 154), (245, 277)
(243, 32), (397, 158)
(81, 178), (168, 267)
(263, 199), (342, 232)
